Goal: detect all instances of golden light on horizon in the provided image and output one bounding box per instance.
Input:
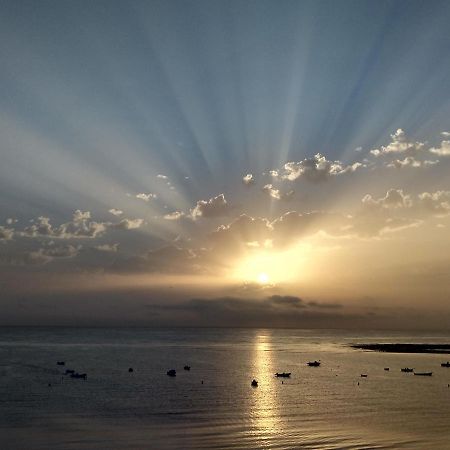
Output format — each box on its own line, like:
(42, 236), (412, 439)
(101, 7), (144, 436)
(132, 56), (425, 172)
(257, 272), (270, 284)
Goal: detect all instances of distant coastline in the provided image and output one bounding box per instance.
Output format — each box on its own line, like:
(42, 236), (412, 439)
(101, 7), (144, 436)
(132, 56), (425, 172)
(352, 343), (450, 354)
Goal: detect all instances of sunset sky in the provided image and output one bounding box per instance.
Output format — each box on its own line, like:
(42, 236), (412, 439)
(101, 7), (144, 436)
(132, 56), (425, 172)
(1, 0), (450, 328)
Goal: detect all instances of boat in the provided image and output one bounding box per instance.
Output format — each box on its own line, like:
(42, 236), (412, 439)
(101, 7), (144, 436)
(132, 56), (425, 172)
(64, 369), (75, 375)
(384, 367), (390, 371)
(414, 372), (432, 376)
(56, 361), (65, 366)
(70, 372), (87, 380)
(400, 368), (414, 372)
(441, 362), (450, 367)
(128, 367), (134, 373)
(251, 379), (258, 387)
(360, 374), (368, 377)
(307, 361), (321, 367)
(184, 365), (191, 371)
(167, 369), (176, 377)
(275, 372), (291, 378)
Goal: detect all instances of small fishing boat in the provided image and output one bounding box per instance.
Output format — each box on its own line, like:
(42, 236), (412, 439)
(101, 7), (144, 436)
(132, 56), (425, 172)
(184, 365), (191, 371)
(414, 372), (432, 376)
(275, 372), (291, 378)
(307, 361), (320, 367)
(251, 379), (258, 387)
(167, 369), (176, 377)
(384, 367), (390, 371)
(64, 369), (75, 375)
(70, 372), (87, 380)
(56, 361), (65, 366)
(128, 367), (134, 373)
(401, 368), (414, 373)
(360, 374), (368, 377)
(441, 362), (450, 367)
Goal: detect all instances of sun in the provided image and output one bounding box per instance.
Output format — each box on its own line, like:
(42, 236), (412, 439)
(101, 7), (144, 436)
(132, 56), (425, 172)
(257, 272), (270, 284)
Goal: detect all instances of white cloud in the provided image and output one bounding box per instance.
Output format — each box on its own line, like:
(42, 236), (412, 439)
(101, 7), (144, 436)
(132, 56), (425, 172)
(136, 193), (157, 202)
(109, 208), (123, 216)
(242, 174), (254, 185)
(370, 129), (425, 157)
(429, 140), (450, 156)
(191, 194), (230, 219)
(95, 243), (119, 252)
(262, 184), (281, 199)
(386, 156), (438, 169)
(441, 132), (450, 137)
(157, 174), (168, 179)
(164, 211), (184, 221)
(0, 226), (14, 241)
(109, 218), (144, 230)
(362, 189), (412, 210)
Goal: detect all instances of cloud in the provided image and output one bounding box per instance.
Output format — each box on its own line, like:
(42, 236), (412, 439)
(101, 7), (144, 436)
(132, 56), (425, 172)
(111, 245), (198, 274)
(262, 184), (281, 199)
(1, 244), (80, 266)
(370, 129), (425, 157)
(136, 193), (157, 202)
(0, 226), (14, 241)
(191, 194), (230, 219)
(109, 218), (144, 230)
(280, 154), (364, 182)
(362, 189), (412, 210)
(386, 156), (438, 169)
(145, 295), (354, 328)
(108, 209), (123, 216)
(163, 211), (184, 221)
(242, 173), (254, 185)
(417, 191), (450, 215)
(429, 140), (450, 156)
(21, 211), (143, 239)
(157, 174), (168, 179)
(94, 243), (119, 252)
(441, 132), (450, 137)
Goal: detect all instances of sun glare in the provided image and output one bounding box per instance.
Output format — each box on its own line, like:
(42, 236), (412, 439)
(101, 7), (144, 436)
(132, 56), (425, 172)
(257, 272), (269, 284)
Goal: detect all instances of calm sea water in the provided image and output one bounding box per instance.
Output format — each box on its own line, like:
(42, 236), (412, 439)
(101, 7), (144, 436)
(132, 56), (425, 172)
(1, 327), (450, 449)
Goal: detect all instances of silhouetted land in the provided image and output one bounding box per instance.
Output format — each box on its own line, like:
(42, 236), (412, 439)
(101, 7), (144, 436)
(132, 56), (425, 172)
(352, 343), (450, 354)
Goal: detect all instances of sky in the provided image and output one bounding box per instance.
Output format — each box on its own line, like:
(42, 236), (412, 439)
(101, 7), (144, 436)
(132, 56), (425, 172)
(1, 0), (450, 328)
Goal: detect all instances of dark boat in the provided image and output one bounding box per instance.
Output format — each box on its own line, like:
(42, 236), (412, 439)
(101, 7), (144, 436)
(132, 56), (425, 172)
(307, 361), (320, 367)
(360, 374), (368, 377)
(167, 369), (176, 377)
(184, 365), (191, 371)
(71, 372), (87, 379)
(56, 361), (65, 366)
(251, 379), (258, 387)
(64, 369), (75, 375)
(384, 367), (390, 371)
(128, 367), (134, 372)
(275, 372), (291, 378)
(401, 368), (414, 372)
(441, 362), (450, 367)
(414, 372), (432, 376)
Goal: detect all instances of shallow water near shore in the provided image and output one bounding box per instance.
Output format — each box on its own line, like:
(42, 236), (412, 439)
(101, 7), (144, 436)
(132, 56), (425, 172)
(1, 327), (450, 449)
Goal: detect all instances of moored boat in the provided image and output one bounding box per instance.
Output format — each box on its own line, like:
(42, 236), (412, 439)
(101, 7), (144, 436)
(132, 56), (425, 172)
(275, 372), (291, 377)
(414, 372), (432, 376)
(167, 369), (176, 377)
(251, 379), (258, 387)
(441, 362), (450, 367)
(401, 368), (414, 372)
(307, 361), (320, 367)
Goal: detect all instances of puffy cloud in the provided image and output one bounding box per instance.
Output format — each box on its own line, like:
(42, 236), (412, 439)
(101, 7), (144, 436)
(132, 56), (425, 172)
(362, 189), (412, 210)
(0, 226), (14, 241)
(191, 194), (230, 219)
(109, 218), (144, 230)
(441, 132), (450, 137)
(157, 174), (168, 179)
(429, 140), (450, 156)
(94, 243), (119, 252)
(262, 184), (281, 199)
(417, 191), (450, 215)
(136, 193), (157, 202)
(164, 211), (184, 221)
(370, 129), (425, 157)
(108, 208), (123, 216)
(1, 244), (80, 266)
(269, 170), (279, 178)
(281, 154), (364, 182)
(22, 211), (143, 239)
(262, 184), (294, 200)
(242, 173), (254, 185)
(386, 156), (438, 169)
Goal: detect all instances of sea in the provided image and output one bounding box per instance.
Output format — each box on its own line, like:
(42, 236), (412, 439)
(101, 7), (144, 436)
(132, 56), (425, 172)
(1, 327), (450, 449)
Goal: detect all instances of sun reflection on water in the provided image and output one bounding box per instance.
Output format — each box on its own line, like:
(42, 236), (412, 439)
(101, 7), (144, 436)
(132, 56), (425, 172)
(250, 333), (283, 440)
